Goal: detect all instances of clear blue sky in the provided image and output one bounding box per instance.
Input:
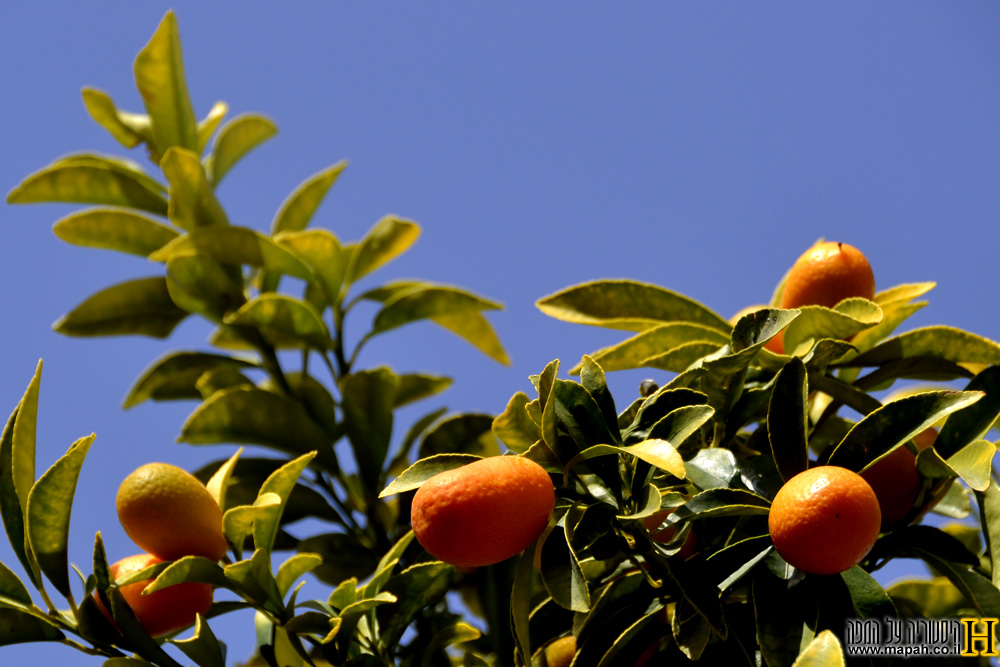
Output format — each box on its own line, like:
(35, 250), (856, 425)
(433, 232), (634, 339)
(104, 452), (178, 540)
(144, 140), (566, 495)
(2, 3), (999, 664)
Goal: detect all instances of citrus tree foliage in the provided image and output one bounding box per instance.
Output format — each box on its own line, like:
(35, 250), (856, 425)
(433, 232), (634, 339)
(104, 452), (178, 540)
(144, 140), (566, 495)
(4, 10), (1000, 667)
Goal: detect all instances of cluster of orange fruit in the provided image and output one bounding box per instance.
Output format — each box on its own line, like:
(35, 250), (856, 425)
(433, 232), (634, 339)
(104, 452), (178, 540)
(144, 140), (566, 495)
(96, 462), (227, 637)
(763, 242), (937, 574)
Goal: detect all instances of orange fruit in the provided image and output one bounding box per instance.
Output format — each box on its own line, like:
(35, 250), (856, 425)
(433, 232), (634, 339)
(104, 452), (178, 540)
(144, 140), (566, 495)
(543, 635), (576, 667)
(96, 553), (213, 637)
(768, 466), (881, 575)
(767, 242), (876, 355)
(861, 428), (937, 528)
(642, 509), (697, 559)
(117, 463), (228, 562)
(411, 456), (555, 568)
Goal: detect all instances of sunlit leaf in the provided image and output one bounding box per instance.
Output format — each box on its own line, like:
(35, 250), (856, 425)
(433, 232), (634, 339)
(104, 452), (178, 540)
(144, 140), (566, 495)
(851, 326), (1000, 368)
(782, 298), (882, 356)
(379, 454), (482, 498)
(276, 553), (323, 598)
(133, 10), (198, 156)
(151, 227), (312, 282)
(431, 310), (510, 365)
(206, 447), (243, 511)
(582, 322), (730, 373)
(222, 493), (281, 561)
(252, 453), (317, 554)
(791, 630), (845, 667)
(53, 208), (179, 256)
(641, 341), (726, 373)
(7, 154), (168, 214)
(123, 351), (256, 408)
(372, 284), (502, 335)
(393, 373), (452, 408)
(224, 550), (284, 615)
(345, 215), (421, 283)
(536, 279), (731, 332)
(492, 392), (539, 455)
(160, 148), (229, 230)
(170, 615), (225, 667)
(12, 360), (42, 529)
(81, 87), (151, 149)
(272, 162), (347, 235)
(208, 113), (278, 186)
(621, 439), (685, 478)
(935, 365), (1000, 458)
(196, 101), (228, 155)
(0, 407), (35, 587)
(274, 229), (348, 303)
(54, 276), (188, 338)
(223, 294), (330, 350)
(25, 434), (94, 596)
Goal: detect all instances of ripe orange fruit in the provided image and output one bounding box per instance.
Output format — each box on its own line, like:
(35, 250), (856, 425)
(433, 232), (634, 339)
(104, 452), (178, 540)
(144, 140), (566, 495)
(642, 509), (697, 559)
(543, 635), (576, 667)
(117, 463), (228, 562)
(861, 428), (937, 528)
(767, 242), (876, 355)
(96, 553), (213, 637)
(411, 456), (555, 568)
(768, 466), (881, 575)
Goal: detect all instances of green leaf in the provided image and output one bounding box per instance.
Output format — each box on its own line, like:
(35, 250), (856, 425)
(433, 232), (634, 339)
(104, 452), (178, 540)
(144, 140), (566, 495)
(222, 493), (281, 561)
(731, 307), (800, 353)
(345, 215), (421, 283)
(640, 342), (725, 373)
(672, 488), (771, 522)
(53, 208), (179, 256)
(276, 553), (323, 598)
(196, 101), (228, 154)
(943, 440), (994, 492)
(208, 113), (277, 186)
(7, 154), (168, 214)
(830, 390), (983, 473)
(1, 407), (34, 588)
(768, 358), (808, 482)
(371, 284), (502, 335)
(840, 567), (896, 619)
(620, 439), (686, 478)
(298, 533), (380, 587)
(165, 252), (245, 323)
(935, 365), (1000, 458)
(272, 162), (347, 235)
(644, 404), (714, 450)
(151, 227), (312, 282)
(25, 434), (94, 596)
(133, 10), (198, 156)
(0, 561), (32, 606)
(224, 550), (284, 616)
(431, 310), (510, 365)
(223, 294), (330, 350)
(170, 615), (225, 667)
(252, 452), (317, 554)
(886, 577), (966, 618)
(12, 361), (42, 528)
(917, 551), (1000, 617)
(540, 524), (590, 612)
(377, 562), (456, 647)
(0, 608), (64, 646)
(622, 387), (709, 445)
(492, 392), (540, 455)
(419, 413), (500, 459)
(341, 368), (399, 492)
(274, 229), (348, 303)
(536, 279), (731, 332)
(511, 546), (535, 666)
(81, 87), (151, 149)
(180, 387), (335, 468)
(980, 483), (1000, 590)
(852, 326), (1000, 368)
(791, 630), (845, 667)
(54, 276), (188, 338)
(160, 148), (229, 230)
(379, 453), (482, 498)
(145, 556), (228, 593)
(781, 298), (883, 356)
(393, 373), (452, 408)
(205, 447), (243, 511)
(123, 351), (257, 408)
(582, 323), (730, 372)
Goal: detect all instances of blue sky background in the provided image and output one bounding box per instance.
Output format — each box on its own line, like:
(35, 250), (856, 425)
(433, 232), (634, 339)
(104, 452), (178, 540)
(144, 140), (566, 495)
(2, 3), (1000, 664)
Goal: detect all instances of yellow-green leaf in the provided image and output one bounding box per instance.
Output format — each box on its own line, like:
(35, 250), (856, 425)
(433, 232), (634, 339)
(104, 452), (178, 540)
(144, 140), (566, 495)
(537, 279), (731, 333)
(623, 439), (686, 478)
(161, 148), (229, 230)
(345, 215), (421, 283)
(782, 298), (883, 356)
(206, 447), (243, 511)
(579, 322), (730, 373)
(123, 351), (257, 409)
(274, 229), (348, 304)
(170, 615), (224, 667)
(852, 327), (1000, 368)
(271, 162), (346, 235)
(133, 10), (198, 156)
(791, 630), (845, 667)
(276, 553), (323, 598)
(372, 284), (502, 335)
(26, 434), (94, 596)
(165, 252), (245, 323)
(54, 208), (179, 256)
(196, 101), (228, 155)
(12, 360), (42, 523)
(432, 310), (510, 366)
(81, 87), (152, 149)
(208, 113), (278, 186)
(252, 453), (317, 554)
(54, 276), (189, 338)
(223, 293), (330, 350)
(150, 226), (312, 280)
(222, 493), (281, 560)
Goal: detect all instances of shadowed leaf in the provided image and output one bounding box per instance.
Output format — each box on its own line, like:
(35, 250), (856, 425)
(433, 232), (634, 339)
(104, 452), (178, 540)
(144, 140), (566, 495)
(0, 608), (64, 646)
(55, 277), (188, 338)
(123, 351), (256, 408)
(171, 615), (225, 667)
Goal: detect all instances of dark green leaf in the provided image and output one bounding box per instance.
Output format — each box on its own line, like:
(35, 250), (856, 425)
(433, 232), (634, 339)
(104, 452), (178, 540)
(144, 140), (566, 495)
(552, 379), (621, 449)
(209, 113), (278, 186)
(342, 368), (398, 492)
(380, 454), (483, 498)
(419, 413), (499, 459)
(170, 615), (226, 667)
(54, 276), (188, 338)
(0, 561), (31, 606)
(841, 567), (896, 620)
(299, 532), (380, 588)
(81, 87), (151, 149)
(145, 556), (228, 593)
(223, 294), (330, 350)
(753, 570), (819, 667)
(54, 208), (179, 256)
(8, 159), (168, 219)
(917, 552), (1000, 617)
(133, 10), (198, 156)
(180, 387), (335, 469)
(980, 483), (1000, 590)
(622, 388), (709, 445)
(767, 358), (808, 482)
(393, 373), (452, 408)
(641, 342), (724, 373)
(536, 279), (730, 332)
(511, 546), (535, 666)
(377, 562), (456, 647)
(0, 608), (64, 646)
(165, 253), (245, 322)
(345, 216), (421, 283)
(271, 162), (347, 235)
(223, 550), (284, 616)
(25, 434), (94, 597)
(672, 488), (771, 522)
(540, 524), (590, 612)
(123, 351), (256, 408)
(160, 148), (229, 230)
(829, 390), (983, 472)
(579, 356), (619, 433)
(684, 447), (738, 490)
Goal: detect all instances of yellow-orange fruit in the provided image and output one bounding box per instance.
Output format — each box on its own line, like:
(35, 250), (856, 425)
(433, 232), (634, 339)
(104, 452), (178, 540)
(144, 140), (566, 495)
(116, 463), (228, 562)
(411, 456), (555, 568)
(768, 466), (881, 575)
(861, 428), (937, 528)
(96, 553), (213, 637)
(543, 635), (577, 667)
